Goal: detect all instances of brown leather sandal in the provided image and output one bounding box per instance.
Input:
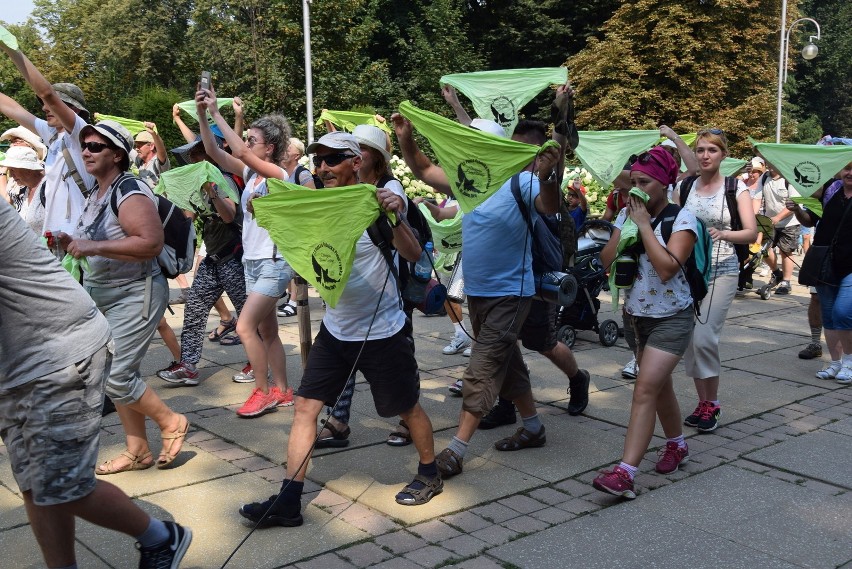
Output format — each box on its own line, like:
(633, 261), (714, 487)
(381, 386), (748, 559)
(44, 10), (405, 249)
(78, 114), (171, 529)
(157, 415), (190, 469)
(95, 450), (153, 475)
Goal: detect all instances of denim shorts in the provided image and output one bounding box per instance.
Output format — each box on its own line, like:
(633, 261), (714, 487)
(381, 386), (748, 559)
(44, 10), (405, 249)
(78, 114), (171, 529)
(243, 258), (294, 298)
(629, 307), (695, 357)
(817, 273), (852, 330)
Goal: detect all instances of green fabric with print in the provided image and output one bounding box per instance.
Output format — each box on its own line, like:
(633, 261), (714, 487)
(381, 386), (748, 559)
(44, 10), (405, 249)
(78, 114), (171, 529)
(399, 100), (559, 214)
(720, 157), (748, 178)
(315, 110), (392, 134)
(254, 179), (382, 308)
(153, 162), (237, 216)
(609, 188), (650, 308)
(750, 139), (852, 197)
(419, 202), (462, 253)
(93, 113), (155, 136)
(440, 67), (567, 136)
(575, 130), (660, 187)
(176, 98), (235, 123)
(792, 196), (823, 218)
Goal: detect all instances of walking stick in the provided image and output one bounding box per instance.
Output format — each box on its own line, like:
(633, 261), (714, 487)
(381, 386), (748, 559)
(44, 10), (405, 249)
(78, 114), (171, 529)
(294, 275), (312, 367)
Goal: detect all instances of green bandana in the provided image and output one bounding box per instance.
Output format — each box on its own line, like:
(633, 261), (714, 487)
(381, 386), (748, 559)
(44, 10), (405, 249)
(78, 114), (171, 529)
(61, 254), (89, 282)
(575, 130), (660, 187)
(750, 139), (852, 197)
(419, 202), (463, 253)
(792, 196), (823, 218)
(720, 157), (747, 178)
(253, 180), (382, 308)
(93, 113), (154, 136)
(0, 24), (19, 50)
(609, 188), (650, 307)
(176, 98), (235, 123)
(0, 151), (5, 162)
(399, 100), (558, 214)
(316, 110), (392, 134)
(440, 67), (567, 136)
(153, 162), (238, 216)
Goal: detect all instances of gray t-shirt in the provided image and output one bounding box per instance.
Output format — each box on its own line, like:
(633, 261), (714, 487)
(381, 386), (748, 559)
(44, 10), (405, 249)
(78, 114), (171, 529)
(755, 175), (800, 228)
(0, 201), (111, 389)
(137, 155), (171, 190)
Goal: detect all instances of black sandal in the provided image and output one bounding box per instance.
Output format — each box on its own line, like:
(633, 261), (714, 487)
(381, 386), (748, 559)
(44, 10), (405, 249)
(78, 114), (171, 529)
(208, 318), (238, 342)
(395, 474), (443, 506)
(386, 420), (412, 447)
(315, 419), (350, 449)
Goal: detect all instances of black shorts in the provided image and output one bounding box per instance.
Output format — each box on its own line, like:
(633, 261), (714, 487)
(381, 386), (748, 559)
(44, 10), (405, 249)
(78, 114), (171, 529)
(773, 226), (801, 255)
(296, 324), (420, 418)
(519, 300), (557, 353)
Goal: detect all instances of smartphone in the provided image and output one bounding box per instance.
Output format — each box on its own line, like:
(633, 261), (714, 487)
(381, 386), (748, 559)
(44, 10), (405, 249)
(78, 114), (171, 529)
(200, 71), (211, 91)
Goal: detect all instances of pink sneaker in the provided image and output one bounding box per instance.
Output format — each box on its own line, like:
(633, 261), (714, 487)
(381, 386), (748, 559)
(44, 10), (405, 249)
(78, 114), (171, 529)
(271, 387), (294, 407)
(236, 388), (278, 417)
(655, 441), (689, 474)
(592, 466), (636, 499)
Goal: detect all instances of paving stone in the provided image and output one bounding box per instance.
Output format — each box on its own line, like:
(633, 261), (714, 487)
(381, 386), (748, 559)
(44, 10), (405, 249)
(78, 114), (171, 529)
(212, 446), (256, 460)
(746, 430), (852, 490)
(441, 534), (491, 557)
(441, 510), (492, 533)
(501, 514), (550, 534)
(727, 421), (764, 435)
(471, 523), (520, 546)
(374, 531), (429, 554)
(527, 487), (571, 505)
(529, 505), (577, 525)
(337, 542), (394, 567)
(295, 552), (357, 569)
(469, 502), (520, 524)
(408, 519), (462, 542)
(552, 478), (595, 497)
(232, 456), (280, 472)
(193, 438), (239, 452)
(555, 497), (598, 514)
(403, 545), (457, 567)
(344, 511), (401, 536)
(730, 459), (771, 473)
(447, 557), (505, 569)
(369, 558), (430, 569)
(498, 494), (547, 515)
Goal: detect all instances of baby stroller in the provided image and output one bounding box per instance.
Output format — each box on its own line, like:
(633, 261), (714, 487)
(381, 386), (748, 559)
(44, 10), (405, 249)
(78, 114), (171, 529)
(554, 219), (619, 348)
(738, 214), (780, 300)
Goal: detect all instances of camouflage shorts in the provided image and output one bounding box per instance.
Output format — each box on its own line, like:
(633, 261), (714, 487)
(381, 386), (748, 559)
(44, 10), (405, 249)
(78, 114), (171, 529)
(0, 343), (111, 506)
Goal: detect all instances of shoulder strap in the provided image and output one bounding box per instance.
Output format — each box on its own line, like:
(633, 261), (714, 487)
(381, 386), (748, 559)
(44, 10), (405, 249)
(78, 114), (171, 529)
(510, 174), (534, 235)
(678, 176), (698, 207)
(723, 176), (742, 230)
(61, 138), (90, 197)
(366, 214), (402, 287)
(657, 203), (682, 243)
(109, 173), (144, 216)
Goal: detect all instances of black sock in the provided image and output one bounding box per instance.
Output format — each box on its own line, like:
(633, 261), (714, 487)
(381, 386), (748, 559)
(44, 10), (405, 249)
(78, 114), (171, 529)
(418, 461), (438, 479)
(497, 396), (514, 410)
(279, 479), (304, 501)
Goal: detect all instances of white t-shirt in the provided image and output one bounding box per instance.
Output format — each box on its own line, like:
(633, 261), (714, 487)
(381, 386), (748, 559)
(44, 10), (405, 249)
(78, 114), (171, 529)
(241, 165), (287, 260)
(34, 115), (95, 234)
(755, 175), (800, 227)
(323, 182), (408, 341)
(614, 207), (698, 318)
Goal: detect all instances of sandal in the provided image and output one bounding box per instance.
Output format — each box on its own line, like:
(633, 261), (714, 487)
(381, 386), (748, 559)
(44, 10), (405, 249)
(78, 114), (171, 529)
(435, 448), (463, 479)
(219, 334), (242, 346)
(387, 420), (412, 447)
(395, 474), (443, 506)
(95, 450), (153, 475)
(208, 318), (238, 342)
(277, 304), (297, 317)
(157, 415), (190, 469)
(315, 419), (350, 449)
(494, 425), (547, 452)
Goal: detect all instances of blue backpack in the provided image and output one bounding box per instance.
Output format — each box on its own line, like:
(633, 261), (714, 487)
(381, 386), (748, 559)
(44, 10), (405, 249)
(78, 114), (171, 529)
(656, 203), (713, 316)
(510, 174), (563, 275)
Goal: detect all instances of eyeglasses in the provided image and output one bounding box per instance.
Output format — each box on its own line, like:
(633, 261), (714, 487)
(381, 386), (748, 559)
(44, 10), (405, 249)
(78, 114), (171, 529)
(246, 136), (267, 148)
(635, 151), (667, 170)
(313, 153), (355, 168)
(81, 141), (110, 153)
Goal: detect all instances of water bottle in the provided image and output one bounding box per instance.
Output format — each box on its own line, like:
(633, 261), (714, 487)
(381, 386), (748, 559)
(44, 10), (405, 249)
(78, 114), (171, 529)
(404, 242), (433, 303)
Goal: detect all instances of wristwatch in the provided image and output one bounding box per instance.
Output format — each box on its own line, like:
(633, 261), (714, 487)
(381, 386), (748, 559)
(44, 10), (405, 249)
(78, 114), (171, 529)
(539, 168), (557, 184)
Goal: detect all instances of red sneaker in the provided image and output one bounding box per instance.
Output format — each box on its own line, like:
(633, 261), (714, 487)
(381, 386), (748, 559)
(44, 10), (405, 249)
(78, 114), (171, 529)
(236, 388), (278, 417)
(655, 441), (689, 474)
(270, 387), (294, 407)
(592, 466), (636, 499)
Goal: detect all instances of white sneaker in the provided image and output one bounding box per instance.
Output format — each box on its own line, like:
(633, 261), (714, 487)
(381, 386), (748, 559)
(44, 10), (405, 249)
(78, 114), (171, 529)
(443, 333), (472, 355)
(816, 363), (841, 380)
(462, 347), (472, 357)
(621, 357), (638, 379)
(836, 366), (852, 385)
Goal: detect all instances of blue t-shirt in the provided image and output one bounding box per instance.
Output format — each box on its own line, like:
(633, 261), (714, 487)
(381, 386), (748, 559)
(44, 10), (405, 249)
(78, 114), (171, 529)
(462, 171), (540, 297)
(568, 206), (586, 230)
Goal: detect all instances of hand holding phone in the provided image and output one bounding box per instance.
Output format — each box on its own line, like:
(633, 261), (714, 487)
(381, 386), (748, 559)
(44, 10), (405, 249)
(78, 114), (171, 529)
(200, 71), (211, 91)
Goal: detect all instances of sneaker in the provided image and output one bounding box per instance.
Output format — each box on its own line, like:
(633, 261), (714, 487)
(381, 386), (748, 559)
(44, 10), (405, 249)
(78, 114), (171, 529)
(836, 366), (852, 386)
(621, 357), (638, 380)
(443, 333), (472, 355)
(239, 494), (303, 528)
(462, 347), (472, 357)
(137, 521), (192, 569)
(157, 362), (200, 386)
(271, 386), (294, 407)
(776, 280), (791, 295)
(696, 403), (721, 432)
(592, 466), (636, 499)
(479, 401), (517, 430)
(816, 363), (841, 380)
(448, 379), (463, 396)
(276, 303), (297, 317)
(798, 343), (823, 359)
(567, 369), (590, 416)
(236, 388), (278, 417)
(684, 401), (706, 428)
(655, 441), (689, 474)
(232, 363), (255, 383)
(757, 266), (769, 278)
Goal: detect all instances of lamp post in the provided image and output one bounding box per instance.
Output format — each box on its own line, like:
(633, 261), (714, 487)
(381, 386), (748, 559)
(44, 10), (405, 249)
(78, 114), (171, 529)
(303, 0), (314, 145)
(775, 1), (821, 143)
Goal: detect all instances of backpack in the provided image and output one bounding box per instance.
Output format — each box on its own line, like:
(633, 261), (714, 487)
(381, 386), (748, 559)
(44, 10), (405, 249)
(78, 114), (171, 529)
(655, 203), (713, 316)
(109, 173), (196, 279)
(510, 174), (563, 275)
(293, 164), (324, 189)
(679, 175), (748, 264)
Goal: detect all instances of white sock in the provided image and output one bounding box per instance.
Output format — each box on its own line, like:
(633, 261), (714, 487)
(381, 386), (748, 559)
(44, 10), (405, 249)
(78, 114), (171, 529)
(842, 354), (852, 368)
(828, 359), (842, 369)
(668, 435), (687, 449)
(617, 462), (638, 479)
(710, 400), (720, 407)
(453, 322), (463, 336)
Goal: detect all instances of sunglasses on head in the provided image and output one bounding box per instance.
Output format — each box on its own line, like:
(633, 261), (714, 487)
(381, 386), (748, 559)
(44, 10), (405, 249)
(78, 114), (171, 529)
(313, 152), (355, 168)
(698, 128), (725, 137)
(635, 151), (666, 170)
(81, 141), (110, 153)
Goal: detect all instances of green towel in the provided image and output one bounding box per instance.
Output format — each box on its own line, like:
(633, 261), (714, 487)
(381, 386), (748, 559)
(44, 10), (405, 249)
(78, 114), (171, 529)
(750, 138), (852, 197)
(399, 100), (559, 214)
(792, 196), (823, 218)
(315, 110), (392, 134)
(254, 180), (383, 308)
(0, 24), (19, 51)
(61, 254), (89, 282)
(608, 188), (650, 308)
(440, 67), (567, 136)
(153, 162), (238, 216)
(94, 113), (155, 136)
(419, 202), (462, 253)
(575, 130), (660, 187)
(176, 98), (235, 123)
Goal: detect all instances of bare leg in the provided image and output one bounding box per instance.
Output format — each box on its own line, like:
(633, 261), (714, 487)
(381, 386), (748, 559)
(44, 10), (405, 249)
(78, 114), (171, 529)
(157, 318), (181, 362)
(808, 293), (822, 330)
(781, 251), (795, 282)
(214, 297), (233, 322)
(399, 403), (435, 464)
(445, 300), (462, 324)
(455, 408), (483, 443)
(512, 389), (538, 419)
(287, 397), (324, 481)
(825, 329), (843, 360)
(694, 376), (720, 402)
(236, 292), (281, 392)
(539, 342), (579, 378)
(175, 273), (190, 290)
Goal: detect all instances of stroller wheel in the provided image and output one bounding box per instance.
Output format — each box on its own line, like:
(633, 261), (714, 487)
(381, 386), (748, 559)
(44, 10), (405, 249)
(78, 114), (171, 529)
(558, 325), (577, 348)
(598, 320), (619, 347)
(760, 287), (772, 300)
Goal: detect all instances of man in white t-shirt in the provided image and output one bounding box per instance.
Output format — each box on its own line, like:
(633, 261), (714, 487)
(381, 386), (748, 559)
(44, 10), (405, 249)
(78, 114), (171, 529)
(134, 122), (171, 189)
(754, 165), (800, 294)
(0, 43), (94, 234)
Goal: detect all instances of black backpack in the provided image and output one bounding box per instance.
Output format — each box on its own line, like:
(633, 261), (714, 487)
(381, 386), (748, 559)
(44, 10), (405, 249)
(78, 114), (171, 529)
(510, 173), (563, 275)
(293, 164), (324, 189)
(678, 175), (749, 264)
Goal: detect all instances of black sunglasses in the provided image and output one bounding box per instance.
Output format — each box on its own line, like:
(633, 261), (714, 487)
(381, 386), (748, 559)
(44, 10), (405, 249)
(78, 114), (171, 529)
(634, 151), (667, 170)
(81, 141), (110, 153)
(312, 152), (355, 168)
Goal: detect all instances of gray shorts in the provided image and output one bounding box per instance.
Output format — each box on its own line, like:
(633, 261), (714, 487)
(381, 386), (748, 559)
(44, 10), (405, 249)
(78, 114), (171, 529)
(773, 225), (801, 255)
(629, 307), (695, 357)
(0, 343), (112, 506)
(243, 258), (294, 298)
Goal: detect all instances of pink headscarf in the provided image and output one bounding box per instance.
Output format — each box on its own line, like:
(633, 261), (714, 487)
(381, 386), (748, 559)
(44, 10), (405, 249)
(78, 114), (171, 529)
(630, 146), (679, 187)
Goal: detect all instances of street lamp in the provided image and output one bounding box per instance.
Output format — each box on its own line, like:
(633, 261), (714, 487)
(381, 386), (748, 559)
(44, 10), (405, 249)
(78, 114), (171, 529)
(303, 0), (314, 144)
(775, 1), (821, 143)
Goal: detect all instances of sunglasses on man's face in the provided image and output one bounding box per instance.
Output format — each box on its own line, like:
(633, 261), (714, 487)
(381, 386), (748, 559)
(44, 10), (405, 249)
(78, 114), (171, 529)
(313, 152), (355, 168)
(81, 141), (110, 153)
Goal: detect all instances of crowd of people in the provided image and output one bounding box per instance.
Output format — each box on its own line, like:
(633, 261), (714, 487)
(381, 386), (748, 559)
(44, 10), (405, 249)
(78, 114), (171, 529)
(1, 33), (851, 569)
